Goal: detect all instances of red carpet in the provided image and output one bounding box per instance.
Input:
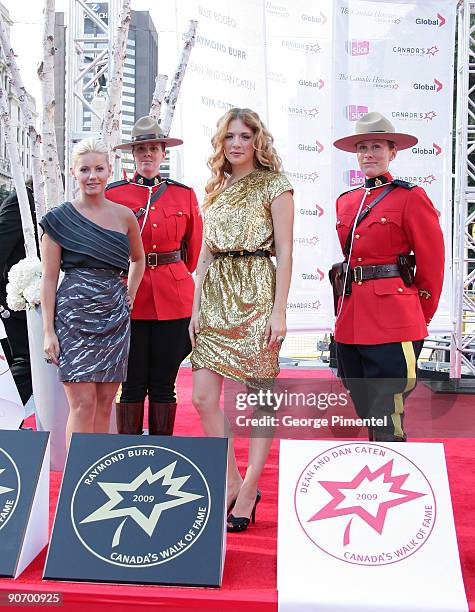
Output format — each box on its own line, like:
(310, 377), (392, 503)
(1, 367), (474, 611)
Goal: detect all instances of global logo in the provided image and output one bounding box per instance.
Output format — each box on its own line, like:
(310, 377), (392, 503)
(391, 111), (437, 122)
(346, 40), (370, 56)
(412, 143), (442, 156)
(301, 269), (325, 281)
(344, 170), (365, 187)
(294, 443), (436, 566)
(71, 445), (211, 568)
(299, 203), (324, 217)
(416, 13), (446, 27)
(301, 12), (327, 25)
(346, 105), (369, 121)
(0, 448), (20, 533)
(299, 78), (325, 89)
(413, 79), (443, 92)
(299, 141), (324, 153)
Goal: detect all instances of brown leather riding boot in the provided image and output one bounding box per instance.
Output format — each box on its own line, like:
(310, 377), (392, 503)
(148, 402), (177, 436)
(116, 402), (144, 435)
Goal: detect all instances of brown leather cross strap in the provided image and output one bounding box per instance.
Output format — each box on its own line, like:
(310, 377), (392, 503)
(146, 249), (182, 268)
(352, 263), (401, 283)
(343, 184), (397, 257)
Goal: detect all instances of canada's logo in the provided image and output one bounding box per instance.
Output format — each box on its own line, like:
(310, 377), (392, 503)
(294, 443), (436, 566)
(71, 445), (211, 568)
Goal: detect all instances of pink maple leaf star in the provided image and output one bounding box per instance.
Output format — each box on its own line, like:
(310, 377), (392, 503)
(308, 460), (425, 546)
(426, 46), (439, 56)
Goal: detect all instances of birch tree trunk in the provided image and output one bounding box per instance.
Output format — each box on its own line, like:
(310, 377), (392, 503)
(0, 85), (36, 257)
(0, 14), (45, 225)
(101, 0), (131, 166)
(149, 74), (168, 122)
(161, 20), (198, 135)
(38, 0), (64, 211)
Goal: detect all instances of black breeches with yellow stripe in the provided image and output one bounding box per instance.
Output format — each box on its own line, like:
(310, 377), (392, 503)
(336, 340), (424, 439)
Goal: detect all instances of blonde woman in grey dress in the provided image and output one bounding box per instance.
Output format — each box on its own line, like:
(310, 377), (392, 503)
(190, 108), (294, 532)
(40, 138), (145, 448)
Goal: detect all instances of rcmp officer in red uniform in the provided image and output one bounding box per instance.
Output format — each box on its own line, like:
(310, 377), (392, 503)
(331, 112), (444, 441)
(106, 116), (203, 435)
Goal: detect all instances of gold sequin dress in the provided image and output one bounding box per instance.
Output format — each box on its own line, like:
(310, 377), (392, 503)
(191, 169), (293, 387)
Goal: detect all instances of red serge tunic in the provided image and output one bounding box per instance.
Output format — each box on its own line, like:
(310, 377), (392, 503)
(334, 173), (445, 345)
(106, 175), (203, 320)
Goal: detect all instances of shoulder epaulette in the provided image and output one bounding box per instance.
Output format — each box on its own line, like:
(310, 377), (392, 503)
(165, 178), (191, 190)
(392, 179), (417, 190)
(105, 179), (129, 190)
(337, 185), (363, 199)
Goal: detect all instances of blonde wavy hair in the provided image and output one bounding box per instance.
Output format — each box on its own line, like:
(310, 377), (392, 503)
(204, 108), (282, 208)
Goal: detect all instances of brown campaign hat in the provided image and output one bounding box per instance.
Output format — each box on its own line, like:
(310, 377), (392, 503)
(333, 112), (418, 152)
(114, 116), (183, 150)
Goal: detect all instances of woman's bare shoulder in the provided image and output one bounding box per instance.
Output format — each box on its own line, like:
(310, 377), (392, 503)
(105, 199), (135, 219)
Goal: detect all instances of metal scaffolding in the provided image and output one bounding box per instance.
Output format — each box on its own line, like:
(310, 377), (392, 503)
(65, 0), (119, 196)
(451, 0), (475, 378)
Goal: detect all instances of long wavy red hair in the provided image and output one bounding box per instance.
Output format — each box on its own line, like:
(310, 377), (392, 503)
(203, 108), (282, 208)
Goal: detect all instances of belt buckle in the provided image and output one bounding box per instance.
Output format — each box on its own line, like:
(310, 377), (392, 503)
(353, 266), (363, 283)
(147, 253), (158, 268)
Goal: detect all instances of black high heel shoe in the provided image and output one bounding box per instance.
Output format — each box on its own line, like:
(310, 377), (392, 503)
(227, 488), (261, 515)
(227, 496), (237, 515)
(227, 490), (261, 532)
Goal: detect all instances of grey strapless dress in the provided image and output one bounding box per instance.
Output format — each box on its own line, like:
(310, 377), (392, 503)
(40, 202), (131, 383)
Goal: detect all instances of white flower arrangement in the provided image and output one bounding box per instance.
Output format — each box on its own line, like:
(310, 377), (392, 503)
(6, 256), (42, 311)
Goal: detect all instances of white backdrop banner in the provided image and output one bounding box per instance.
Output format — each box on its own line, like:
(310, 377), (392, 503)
(175, 0), (456, 333)
(175, 0), (267, 197)
(332, 0), (456, 333)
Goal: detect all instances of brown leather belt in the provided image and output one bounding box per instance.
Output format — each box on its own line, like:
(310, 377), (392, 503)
(352, 264), (401, 283)
(214, 249), (271, 259)
(146, 249), (182, 268)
